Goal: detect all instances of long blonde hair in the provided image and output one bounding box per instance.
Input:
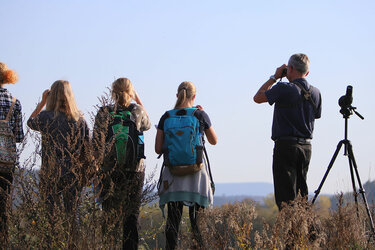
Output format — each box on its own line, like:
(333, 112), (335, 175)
(174, 81), (196, 108)
(46, 80), (81, 121)
(111, 78), (134, 107)
(0, 62), (18, 84)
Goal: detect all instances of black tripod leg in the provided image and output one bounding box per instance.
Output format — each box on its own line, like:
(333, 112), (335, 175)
(347, 143), (375, 237)
(347, 146), (360, 216)
(312, 140), (344, 204)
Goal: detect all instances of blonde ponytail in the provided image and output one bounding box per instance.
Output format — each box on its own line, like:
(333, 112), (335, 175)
(174, 81), (196, 109)
(111, 78), (134, 107)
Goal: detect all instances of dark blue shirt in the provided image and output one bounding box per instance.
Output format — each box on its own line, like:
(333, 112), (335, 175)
(265, 78), (322, 140)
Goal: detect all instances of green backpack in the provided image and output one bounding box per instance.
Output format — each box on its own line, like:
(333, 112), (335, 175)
(107, 105), (145, 169)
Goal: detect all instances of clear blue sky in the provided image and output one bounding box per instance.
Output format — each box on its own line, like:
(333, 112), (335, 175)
(2, 0), (375, 194)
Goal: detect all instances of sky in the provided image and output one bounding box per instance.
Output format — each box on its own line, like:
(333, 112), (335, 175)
(1, 0), (375, 195)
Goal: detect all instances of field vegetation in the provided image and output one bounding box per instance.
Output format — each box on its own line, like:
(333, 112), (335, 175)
(7, 127), (375, 249)
(3, 94), (375, 249)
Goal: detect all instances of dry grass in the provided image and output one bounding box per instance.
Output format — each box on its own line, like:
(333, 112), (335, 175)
(4, 130), (375, 249)
(1, 94), (375, 249)
(2, 93), (157, 249)
(5, 127), (156, 249)
(174, 195), (375, 250)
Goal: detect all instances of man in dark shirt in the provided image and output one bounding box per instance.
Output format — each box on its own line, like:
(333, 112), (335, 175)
(253, 53), (322, 210)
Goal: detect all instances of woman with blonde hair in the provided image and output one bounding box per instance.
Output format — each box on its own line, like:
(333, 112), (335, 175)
(155, 81), (217, 249)
(28, 80), (89, 216)
(0, 62), (24, 245)
(93, 77), (150, 249)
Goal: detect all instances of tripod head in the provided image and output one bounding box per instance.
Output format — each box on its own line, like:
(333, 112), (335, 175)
(339, 85), (364, 120)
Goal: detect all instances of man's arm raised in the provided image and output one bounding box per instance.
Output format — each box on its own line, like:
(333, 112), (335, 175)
(253, 64), (287, 104)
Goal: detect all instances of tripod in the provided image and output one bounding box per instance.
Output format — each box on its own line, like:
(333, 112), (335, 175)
(311, 105), (375, 237)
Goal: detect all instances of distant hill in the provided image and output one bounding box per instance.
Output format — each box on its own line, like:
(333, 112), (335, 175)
(214, 182), (274, 197)
(212, 180), (375, 208)
(329, 180), (375, 210)
(212, 182), (274, 206)
(213, 195), (265, 207)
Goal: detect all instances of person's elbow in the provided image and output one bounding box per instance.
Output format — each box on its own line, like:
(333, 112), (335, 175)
(208, 137), (217, 145)
(155, 146), (162, 155)
(155, 129), (164, 155)
(253, 94), (266, 104)
(253, 95), (261, 104)
(205, 127), (218, 145)
(155, 139), (163, 154)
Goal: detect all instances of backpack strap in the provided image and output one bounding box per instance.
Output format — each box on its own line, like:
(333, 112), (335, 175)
(5, 97), (16, 122)
(126, 103), (136, 112)
(185, 108), (198, 116)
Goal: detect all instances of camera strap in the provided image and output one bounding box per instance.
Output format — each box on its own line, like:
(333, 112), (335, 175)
(276, 81), (318, 113)
(293, 81), (318, 113)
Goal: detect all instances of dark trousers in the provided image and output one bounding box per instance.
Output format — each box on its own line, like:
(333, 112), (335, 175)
(165, 202), (203, 250)
(0, 172), (13, 246)
(273, 140), (312, 210)
(101, 170), (145, 250)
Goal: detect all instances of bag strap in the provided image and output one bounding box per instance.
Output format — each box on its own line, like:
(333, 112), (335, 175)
(200, 135), (215, 193)
(5, 97), (17, 122)
(126, 103), (136, 112)
(293, 81), (318, 113)
(157, 163), (165, 191)
(203, 144), (215, 193)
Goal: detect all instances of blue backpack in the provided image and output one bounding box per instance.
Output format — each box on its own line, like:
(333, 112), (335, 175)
(162, 108), (203, 169)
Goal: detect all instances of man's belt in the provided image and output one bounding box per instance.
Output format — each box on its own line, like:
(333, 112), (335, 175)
(276, 136), (311, 143)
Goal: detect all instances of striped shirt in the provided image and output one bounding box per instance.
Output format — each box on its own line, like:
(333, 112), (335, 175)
(0, 88), (24, 142)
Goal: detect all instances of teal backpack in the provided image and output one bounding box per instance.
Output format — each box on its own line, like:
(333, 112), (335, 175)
(162, 108), (203, 170)
(158, 107), (215, 192)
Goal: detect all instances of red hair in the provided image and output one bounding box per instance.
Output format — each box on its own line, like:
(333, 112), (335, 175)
(0, 62), (18, 84)
(2, 70), (18, 84)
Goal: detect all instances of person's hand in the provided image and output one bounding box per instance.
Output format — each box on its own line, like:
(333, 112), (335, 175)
(132, 89), (145, 107)
(29, 89), (50, 119)
(195, 105), (204, 110)
(41, 89), (50, 104)
(130, 89), (137, 100)
(274, 64), (287, 79)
